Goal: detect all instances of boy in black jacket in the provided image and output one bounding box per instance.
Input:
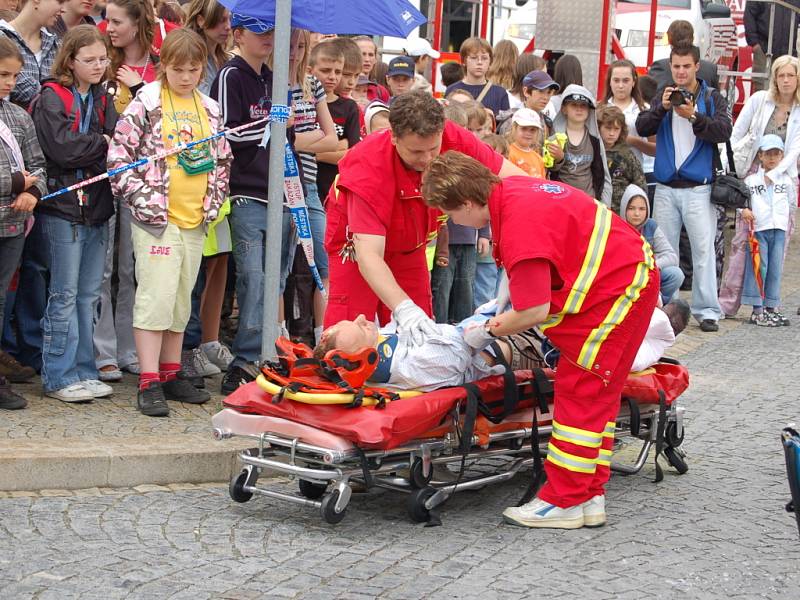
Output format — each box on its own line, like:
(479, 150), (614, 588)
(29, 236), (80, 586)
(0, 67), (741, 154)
(210, 14), (299, 395)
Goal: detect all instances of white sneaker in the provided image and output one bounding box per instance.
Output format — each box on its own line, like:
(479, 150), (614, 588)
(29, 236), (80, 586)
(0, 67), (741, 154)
(46, 383), (94, 403)
(502, 497), (585, 529)
(581, 495), (606, 527)
(200, 341), (233, 371)
(189, 347), (221, 377)
(121, 362), (141, 375)
(81, 379), (113, 398)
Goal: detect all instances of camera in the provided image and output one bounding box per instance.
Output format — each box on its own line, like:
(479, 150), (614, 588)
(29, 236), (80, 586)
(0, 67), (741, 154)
(669, 88), (694, 107)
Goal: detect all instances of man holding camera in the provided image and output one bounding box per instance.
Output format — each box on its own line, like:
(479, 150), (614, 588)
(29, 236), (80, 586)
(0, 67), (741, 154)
(636, 44), (732, 332)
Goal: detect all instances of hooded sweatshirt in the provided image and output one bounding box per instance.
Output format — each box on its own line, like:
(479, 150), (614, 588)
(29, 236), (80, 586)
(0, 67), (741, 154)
(551, 84), (612, 205)
(619, 184), (678, 270)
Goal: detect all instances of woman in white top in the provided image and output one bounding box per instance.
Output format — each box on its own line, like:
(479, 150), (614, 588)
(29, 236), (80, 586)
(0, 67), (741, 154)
(719, 55), (800, 317)
(600, 59), (655, 164)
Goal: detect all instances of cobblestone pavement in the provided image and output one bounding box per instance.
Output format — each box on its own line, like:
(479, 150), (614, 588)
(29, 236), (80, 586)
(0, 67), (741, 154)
(2, 235), (800, 598)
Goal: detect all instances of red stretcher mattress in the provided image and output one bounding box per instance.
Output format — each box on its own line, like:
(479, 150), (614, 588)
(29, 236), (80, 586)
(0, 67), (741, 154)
(222, 363), (689, 450)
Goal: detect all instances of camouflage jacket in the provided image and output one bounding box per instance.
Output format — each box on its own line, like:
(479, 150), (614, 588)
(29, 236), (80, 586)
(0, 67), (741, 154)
(108, 81), (232, 235)
(606, 142), (647, 214)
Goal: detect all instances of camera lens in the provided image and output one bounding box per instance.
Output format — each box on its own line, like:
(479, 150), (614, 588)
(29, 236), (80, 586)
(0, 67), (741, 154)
(669, 90), (685, 106)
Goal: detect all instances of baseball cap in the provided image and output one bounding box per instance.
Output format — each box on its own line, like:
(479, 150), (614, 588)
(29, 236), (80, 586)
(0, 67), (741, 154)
(562, 92), (594, 108)
(522, 70), (559, 91)
(230, 13), (275, 33)
(365, 100), (390, 135)
(387, 57), (415, 78)
(356, 74), (371, 87)
(759, 134), (784, 152)
(403, 37), (441, 60)
(512, 108), (542, 128)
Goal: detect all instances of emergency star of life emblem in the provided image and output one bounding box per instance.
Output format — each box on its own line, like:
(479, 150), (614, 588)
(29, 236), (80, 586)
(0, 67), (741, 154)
(538, 183), (564, 194)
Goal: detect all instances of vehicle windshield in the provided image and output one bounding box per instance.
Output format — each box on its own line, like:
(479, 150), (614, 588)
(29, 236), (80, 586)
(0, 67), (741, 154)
(618, 0), (691, 8)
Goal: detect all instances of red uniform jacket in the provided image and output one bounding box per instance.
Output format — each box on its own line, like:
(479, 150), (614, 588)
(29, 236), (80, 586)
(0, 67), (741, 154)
(489, 178), (658, 381)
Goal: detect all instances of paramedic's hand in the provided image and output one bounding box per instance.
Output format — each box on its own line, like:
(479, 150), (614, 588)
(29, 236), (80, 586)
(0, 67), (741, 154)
(476, 237), (491, 256)
(495, 270), (511, 314)
(393, 299), (438, 346)
(463, 321), (495, 350)
(741, 208), (756, 226)
(11, 191), (37, 212)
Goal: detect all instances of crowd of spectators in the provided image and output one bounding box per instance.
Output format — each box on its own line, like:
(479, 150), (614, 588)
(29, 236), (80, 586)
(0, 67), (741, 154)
(0, 3), (796, 415)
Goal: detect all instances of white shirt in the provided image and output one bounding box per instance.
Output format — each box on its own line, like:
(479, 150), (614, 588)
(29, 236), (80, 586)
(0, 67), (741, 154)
(744, 167), (793, 232)
(631, 308), (676, 372)
(671, 112), (696, 172)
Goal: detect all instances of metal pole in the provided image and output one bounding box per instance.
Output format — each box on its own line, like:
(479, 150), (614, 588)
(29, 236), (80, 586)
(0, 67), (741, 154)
(261, 0), (292, 362)
(480, 0), (489, 39)
(646, 0), (658, 67)
(430, 0), (444, 91)
(598, 0), (612, 98)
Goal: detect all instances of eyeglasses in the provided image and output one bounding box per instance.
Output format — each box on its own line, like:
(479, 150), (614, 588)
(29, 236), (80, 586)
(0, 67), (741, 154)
(74, 57), (111, 67)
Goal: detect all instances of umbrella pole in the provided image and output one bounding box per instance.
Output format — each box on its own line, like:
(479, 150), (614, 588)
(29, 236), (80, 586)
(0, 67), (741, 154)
(261, 0), (292, 363)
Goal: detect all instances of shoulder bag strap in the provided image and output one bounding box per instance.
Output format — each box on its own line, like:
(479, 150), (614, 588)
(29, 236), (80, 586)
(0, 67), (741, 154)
(475, 81), (492, 104)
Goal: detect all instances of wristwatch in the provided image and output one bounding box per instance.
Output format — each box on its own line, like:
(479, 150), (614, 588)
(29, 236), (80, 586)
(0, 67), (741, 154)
(688, 113), (698, 124)
(484, 320), (496, 337)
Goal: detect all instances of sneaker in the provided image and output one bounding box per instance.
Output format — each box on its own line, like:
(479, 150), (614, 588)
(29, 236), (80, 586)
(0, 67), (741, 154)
(180, 350), (207, 389)
(699, 319), (719, 332)
(502, 497), (585, 529)
(0, 350), (36, 383)
(189, 347), (221, 377)
(581, 495), (606, 527)
(766, 310), (790, 326)
(0, 378), (27, 410)
(162, 372), (211, 404)
(750, 312), (775, 327)
(46, 383), (94, 403)
(121, 362), (141, 375)
(98, 364), (123, 382)
(137, 381), (169, 417)
(81, 379), (113, 398)
(221, 364), (257, 396)
(201, 341), (234, 371)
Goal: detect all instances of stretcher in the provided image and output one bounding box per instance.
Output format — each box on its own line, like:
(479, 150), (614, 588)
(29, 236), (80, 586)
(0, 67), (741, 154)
(213, 354), (690, 525)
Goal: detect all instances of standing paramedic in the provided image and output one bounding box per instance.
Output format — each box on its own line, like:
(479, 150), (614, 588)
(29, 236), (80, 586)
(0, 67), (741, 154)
(422, 151), (659, 530)
(323, 90), (524, 342)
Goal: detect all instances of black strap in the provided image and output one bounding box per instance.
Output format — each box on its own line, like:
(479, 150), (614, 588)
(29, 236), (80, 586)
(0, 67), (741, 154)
(626, 397), (641, 438)
(517, 369), (551, 506)
(355, 448), (373, 489)
(531, 368), (553, 414)
(652, 389), (668, 483)
(486, 340), (520, 424)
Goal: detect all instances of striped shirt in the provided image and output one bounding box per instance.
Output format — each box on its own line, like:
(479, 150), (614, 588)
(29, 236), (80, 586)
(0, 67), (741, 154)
(291, 75), (325, 185)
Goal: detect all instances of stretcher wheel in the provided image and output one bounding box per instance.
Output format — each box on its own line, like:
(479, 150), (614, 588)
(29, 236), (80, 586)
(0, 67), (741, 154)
(664, 446), (688, 474)
(320, 490), (348, 524)
(229, 468), (254, 503)
(665, 422), (684, 448)
(299, 479), (328, 500)
(410, 458), (433, 488)
(407, 487), (437, 523)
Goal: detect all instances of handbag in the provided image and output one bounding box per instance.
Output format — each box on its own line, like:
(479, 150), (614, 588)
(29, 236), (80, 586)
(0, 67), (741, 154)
(711, 141), (752, 209)
(732, 95), (766, 176)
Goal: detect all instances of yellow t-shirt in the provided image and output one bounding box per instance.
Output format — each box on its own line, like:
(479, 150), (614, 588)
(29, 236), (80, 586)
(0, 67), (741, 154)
(508, 143), (546, 178)
(161, 88), (210, 228)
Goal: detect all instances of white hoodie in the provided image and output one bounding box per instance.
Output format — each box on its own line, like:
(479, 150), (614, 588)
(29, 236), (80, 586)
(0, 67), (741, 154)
(743, 167), (793, 232)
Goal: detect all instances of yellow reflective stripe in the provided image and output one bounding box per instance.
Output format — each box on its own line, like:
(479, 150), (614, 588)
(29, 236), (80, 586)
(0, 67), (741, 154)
(596, 448), (613, 467)
(546, 443), (597, 474)
(602, 421), (616, 438)
(577, 239), (652, 370)
(541, 203), (612, 331)
(551, 420), (603, 448)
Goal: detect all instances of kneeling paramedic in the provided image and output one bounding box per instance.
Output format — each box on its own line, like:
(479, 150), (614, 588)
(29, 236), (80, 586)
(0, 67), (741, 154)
(422, 152), (660, 529)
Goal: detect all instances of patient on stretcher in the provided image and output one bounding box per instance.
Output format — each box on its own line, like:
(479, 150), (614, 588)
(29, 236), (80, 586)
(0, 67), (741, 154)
(314, 312), (544, 392)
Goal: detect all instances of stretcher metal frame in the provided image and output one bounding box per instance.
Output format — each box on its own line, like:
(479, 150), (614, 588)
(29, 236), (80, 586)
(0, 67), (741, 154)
(212, 380), (687, 525)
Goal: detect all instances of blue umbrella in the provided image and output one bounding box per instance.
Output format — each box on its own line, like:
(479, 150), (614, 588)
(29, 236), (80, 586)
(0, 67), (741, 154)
(218, 0), (426, 36)
(222, 0), (427, 362)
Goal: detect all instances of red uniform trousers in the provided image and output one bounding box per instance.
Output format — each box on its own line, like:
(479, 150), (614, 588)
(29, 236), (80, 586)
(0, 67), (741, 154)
(537, 274), (660, 508)
(323, 245), (432, 328)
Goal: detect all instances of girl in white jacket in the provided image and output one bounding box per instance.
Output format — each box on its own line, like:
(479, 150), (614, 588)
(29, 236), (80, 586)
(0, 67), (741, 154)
(740, 135), (793, 326)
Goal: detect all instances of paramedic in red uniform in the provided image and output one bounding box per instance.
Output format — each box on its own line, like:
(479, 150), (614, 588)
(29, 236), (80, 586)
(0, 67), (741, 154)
(323, 91), (525, 341)
(422, 151), (660, 530)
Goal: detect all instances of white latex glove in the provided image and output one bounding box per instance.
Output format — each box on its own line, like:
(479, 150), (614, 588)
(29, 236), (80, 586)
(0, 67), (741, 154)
(462, 321), (495, 350)
(393, 299), (438, 346)
(496, 269), (510, 314)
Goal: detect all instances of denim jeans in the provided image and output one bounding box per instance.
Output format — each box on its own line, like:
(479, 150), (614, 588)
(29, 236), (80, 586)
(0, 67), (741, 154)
(653, 184), (722, 322)
(229, 197), (297, 366)
(39, 215), (108, 391)
(0, 233), (25, 333)
(473, 260), (499, 309)
(6, 217), (49, 370)
(304, 181), (329, 279)
(742, 228), (786, 309)
(659, 265), (685, 304)
(431, 244), (477, 323)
